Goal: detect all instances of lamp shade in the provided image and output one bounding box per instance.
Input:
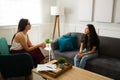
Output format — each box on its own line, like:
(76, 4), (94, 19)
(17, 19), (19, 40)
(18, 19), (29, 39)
(51, 6), (64, 15)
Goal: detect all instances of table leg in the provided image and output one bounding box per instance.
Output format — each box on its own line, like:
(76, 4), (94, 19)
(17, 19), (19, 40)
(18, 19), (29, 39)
(49, 49), (50, 62)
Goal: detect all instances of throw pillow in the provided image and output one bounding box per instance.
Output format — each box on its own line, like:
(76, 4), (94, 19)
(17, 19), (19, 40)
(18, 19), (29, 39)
(0, 37), (10, 54)
(57, 38), (74, 52)
(63, 35), (78, 49)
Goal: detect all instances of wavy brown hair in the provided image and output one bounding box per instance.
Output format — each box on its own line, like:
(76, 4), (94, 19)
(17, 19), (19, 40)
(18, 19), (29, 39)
(83, 24), (99, 50)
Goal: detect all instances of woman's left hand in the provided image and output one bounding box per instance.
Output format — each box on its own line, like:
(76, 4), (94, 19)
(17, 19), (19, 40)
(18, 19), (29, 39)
(77, 53), (85, 58)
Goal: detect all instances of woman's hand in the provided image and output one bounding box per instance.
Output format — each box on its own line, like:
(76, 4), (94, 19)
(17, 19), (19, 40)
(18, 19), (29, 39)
(77, 53), (85, 58)
(38, 42), (46, 48)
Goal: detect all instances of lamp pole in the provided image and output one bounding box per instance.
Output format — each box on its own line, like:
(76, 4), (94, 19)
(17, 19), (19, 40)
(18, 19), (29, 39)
(52, 15), (60, 40)
(51, 6), (64, 40)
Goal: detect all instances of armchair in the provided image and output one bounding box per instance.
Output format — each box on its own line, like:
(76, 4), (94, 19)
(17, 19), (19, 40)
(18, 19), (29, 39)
(0, 53), (34, 80)
(0, 37), (34, 80)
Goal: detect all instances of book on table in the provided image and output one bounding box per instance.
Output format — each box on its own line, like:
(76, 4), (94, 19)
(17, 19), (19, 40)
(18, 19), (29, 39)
(36, 63), (57, 71)
(36, 60), (72, 78)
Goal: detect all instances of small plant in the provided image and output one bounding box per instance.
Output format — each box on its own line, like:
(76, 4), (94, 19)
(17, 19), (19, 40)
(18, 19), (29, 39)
(57, 57), (66, 64)
(45, 38), (52, 44)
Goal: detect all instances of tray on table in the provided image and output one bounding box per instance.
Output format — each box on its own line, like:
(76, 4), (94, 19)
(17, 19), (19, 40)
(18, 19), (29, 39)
(38, 60), (72, 78)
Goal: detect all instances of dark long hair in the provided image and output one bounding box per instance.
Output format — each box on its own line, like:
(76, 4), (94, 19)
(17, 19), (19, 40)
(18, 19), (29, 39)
(17, 18), (29, 32)
(84, 24), (99, 50)
(11, 18), (29, 44)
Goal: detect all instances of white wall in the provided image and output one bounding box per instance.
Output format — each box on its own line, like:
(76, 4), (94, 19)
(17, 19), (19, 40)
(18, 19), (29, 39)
(0, 24), (53, 45)
(0, 0), (120, 45)
(56, 0), (120, 38)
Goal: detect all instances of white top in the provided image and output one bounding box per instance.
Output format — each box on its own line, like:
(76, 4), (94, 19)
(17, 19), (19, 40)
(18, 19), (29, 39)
(10, 32), (27, 50)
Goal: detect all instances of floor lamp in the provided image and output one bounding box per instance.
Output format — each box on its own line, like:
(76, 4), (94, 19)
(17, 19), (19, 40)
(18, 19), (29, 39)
(51, 6), (64, 40)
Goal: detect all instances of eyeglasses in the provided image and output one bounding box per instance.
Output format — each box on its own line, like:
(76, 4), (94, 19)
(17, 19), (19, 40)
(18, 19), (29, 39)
(27, 23), (31, 25)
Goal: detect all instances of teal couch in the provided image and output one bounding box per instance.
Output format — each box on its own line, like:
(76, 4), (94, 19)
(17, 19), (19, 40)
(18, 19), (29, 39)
(0, 37), (34, 80)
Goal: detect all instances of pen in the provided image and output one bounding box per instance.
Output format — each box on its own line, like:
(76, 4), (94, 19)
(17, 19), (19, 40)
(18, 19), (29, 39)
(46, 66), (53, 69)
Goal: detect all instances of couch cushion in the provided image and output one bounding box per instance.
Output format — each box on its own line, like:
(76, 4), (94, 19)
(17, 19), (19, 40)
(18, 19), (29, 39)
(99, 36), (120, 58)
(70, 32), (83, 49)
(62, 35), (78, 49)
(57, 38), (74, 52)
(86, 56), (120, 79)
(0, 37), (9, 54)
(54, 49), (79, 65)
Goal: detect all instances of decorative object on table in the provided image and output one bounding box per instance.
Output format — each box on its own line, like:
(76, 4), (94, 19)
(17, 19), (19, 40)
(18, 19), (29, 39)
(45, 38), (52, 47)
(51, 6), (64, 40)
(45, 38), (52, 44)
(45, 38), (54, 62)
(37, 60), (72, 78)
(57, 57), (66, 69)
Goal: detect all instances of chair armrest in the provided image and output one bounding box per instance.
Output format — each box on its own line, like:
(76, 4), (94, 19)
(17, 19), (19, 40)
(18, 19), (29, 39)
(8, 45), (11, 53)
(0, 53), (34, 79)
(51, 39), (59, 50)
(8, 45), (11, 48)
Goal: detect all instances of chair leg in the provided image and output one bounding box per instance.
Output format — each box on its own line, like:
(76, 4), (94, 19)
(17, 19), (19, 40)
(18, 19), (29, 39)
(0, 73), (4, 80)
(25, 74), (33, 80)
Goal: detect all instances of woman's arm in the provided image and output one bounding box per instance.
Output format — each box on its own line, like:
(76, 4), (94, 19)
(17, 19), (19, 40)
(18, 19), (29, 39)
(79, 34), (85, 53)
(79, 42), (84, 53)
(77, 42), (84, 58)
(84, 46), (96, 55)
(15, 33), (46, 51)
(27, 35), (34, 47)
(78, 46), (96, 58)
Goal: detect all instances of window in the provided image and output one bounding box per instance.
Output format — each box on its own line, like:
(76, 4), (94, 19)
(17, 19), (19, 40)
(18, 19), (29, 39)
(0, 0), (42, 26)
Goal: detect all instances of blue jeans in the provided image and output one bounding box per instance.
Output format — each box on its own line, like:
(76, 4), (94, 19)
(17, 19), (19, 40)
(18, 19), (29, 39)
(74, 48), (98, 68)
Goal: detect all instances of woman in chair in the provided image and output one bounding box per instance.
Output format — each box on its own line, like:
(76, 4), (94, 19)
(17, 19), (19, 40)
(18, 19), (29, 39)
(10, 18), (46, 67)
(74, 24), (100, 68)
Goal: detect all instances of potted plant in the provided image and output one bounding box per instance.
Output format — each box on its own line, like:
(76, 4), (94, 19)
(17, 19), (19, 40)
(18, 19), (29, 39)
(45, 38), (52, 47)
(57, 57), (66, 69)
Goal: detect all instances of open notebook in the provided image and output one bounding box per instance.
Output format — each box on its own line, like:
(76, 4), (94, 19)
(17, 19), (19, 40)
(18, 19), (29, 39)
(36, 63), (57, 71)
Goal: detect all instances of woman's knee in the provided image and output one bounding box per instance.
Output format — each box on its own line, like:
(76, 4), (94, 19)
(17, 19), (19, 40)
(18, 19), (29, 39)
(74, 55), (79, 60)
(81, 55), (89, 62)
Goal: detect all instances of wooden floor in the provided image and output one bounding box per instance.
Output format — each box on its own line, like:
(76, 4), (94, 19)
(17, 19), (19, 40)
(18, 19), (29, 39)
(33, 48), (49, 80)
(33, 48), (50, 80)
(33, 73), (45, 80)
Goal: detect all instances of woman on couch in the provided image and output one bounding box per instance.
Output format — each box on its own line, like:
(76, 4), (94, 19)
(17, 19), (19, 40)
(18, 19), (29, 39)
(74, 24), (100, 68)
(10, 18), (46, 67)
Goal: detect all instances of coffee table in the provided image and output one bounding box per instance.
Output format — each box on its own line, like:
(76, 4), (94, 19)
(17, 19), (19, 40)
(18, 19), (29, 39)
(32, 60), (113, 80)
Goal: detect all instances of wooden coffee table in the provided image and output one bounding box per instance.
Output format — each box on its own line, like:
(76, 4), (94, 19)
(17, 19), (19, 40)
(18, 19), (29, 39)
(32, 60), (113, 80)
